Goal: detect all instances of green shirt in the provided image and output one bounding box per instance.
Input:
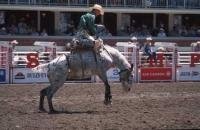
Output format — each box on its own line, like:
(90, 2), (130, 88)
(78, 12), (96, 36)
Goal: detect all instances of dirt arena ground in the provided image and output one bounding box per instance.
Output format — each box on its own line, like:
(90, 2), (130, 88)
(0, 82), (200, 130)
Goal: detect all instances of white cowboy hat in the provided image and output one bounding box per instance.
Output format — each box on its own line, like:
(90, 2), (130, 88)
(157, 47), (165, 51)
(91, 4), (104, 15)
(131, 36), (137, 41)
(11, 40), (18, 44)
(146, 37), (152, 41)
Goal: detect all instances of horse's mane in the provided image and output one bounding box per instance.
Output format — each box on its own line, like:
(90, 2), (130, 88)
(104, 45), (131, 69)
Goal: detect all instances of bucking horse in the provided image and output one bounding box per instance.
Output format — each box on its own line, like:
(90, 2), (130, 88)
(33, 39), (134, 113)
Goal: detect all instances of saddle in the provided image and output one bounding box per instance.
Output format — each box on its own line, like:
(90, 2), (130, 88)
(67, 38), (103, 78)
(69, 38), (103, 53)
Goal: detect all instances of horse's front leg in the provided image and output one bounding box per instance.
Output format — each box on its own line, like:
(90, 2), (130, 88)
(98, 72), (112, 105)
(104, 81), (112, 105)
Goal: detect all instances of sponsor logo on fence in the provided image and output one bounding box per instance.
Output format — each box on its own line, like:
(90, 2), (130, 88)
(15, 72), (25, 79)
(27, 73), (47, 78)
(192, 71), (199, 76)
(177, 67), (200, 81)
(13, 68), (48, 83)
(141, 67), (172, 81)
(180, 72), (190, 77)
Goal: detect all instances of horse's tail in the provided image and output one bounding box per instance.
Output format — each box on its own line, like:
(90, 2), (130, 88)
(32, 63), (49, 72)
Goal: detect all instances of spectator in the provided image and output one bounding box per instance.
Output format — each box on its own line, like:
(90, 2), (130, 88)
(31, 27), (39, 36)
(18, 17), (28, 35)
(0, 27), (7, 35)
(157, 28), (167, 37)
(40, 29), (48, 36)
(66, 20), (75, 36)
(130, 36), (141, 48)
(157, 46), (165, 52)
(8, 24), (18, 35)
(196, 29), (200, 37)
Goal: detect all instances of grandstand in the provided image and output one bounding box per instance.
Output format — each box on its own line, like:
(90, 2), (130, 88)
(0, 0), (200, 47)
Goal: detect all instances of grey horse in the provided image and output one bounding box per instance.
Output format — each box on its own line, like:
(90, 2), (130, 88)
(33, 44), (133, 113)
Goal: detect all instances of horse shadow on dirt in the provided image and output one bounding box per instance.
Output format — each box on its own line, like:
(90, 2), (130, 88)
(38, 109), (117, 115)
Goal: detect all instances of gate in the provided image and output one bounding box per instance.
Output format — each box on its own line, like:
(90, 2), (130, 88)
(138, 42), (177, 82)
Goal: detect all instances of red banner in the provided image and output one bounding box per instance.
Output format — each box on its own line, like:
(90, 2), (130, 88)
(141, 67), (172, 81)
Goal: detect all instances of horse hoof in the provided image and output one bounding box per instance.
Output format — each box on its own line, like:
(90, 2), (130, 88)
(48, 110), (59, 114)
(104, 100), (112, 105)
(38, 108), (46, 113)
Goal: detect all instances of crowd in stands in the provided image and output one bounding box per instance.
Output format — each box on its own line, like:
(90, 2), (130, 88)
(119, 24), (200, 37)
(0, 17), (48, 36)
(1, 17), (200, 37)
(1, 0), (200, 8)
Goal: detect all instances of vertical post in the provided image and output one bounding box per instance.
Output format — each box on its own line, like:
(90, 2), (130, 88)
(87, 0), (89, 7)
(168, 13), (174, 32)
(166, 0), (168, 8)
(54, 11), (60, 35)
(174, 47), (178, 82)
(8, 43), (13, 84)
(37, 11), (41, 32)
(184, 0), (186, 8)
(124, 0), (126, 7)
(153, 13), (156, 29)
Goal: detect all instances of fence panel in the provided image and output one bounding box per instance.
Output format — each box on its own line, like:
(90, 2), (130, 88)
(0, 41), (12, 84)
(176, 52), (200, 81)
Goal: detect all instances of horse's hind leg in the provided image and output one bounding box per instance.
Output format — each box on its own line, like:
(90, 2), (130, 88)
(39, 87), (48, 112)
(47, 69), (67, 113)
(103, 80), (112, 105)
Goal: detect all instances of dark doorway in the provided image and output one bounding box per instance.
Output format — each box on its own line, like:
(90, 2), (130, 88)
(156, 14), (169, 31)
(131, 13), (153, 28)
(70, 12), (84, 28)
(182, 14), (200, 27)
(104, 13), (117, 36)
(40, 11), (54, 35)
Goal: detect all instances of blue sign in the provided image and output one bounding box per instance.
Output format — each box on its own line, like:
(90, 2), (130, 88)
(0, 69), (6, 82)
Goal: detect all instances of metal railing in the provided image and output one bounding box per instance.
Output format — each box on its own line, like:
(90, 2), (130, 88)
(0, 0), (200, 9)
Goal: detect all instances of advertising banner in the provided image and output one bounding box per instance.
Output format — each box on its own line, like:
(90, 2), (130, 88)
(12, 68), (48, 83)
(96, 67), (120, 82)
(140, 67), (172, 81)
(106, 67), (120, 82)
(177, 66), (200, 81)
(0, 69), (6, 83)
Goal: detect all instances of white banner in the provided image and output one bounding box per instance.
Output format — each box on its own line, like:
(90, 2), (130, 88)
(12, 68), (49, 83)
(177, 66), (200, 81)
(96, 67), (120, 82)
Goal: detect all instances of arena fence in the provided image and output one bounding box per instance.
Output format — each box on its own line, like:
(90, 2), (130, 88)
(1, 40), (200, 84)
(0, 41), (12, 84)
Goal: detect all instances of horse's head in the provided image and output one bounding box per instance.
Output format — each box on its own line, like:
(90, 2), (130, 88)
(119, 65), (134, 92)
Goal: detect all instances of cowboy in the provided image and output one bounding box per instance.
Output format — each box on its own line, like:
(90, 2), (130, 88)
(143, 37), (157, 62)
(72, 4), (104, 51)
